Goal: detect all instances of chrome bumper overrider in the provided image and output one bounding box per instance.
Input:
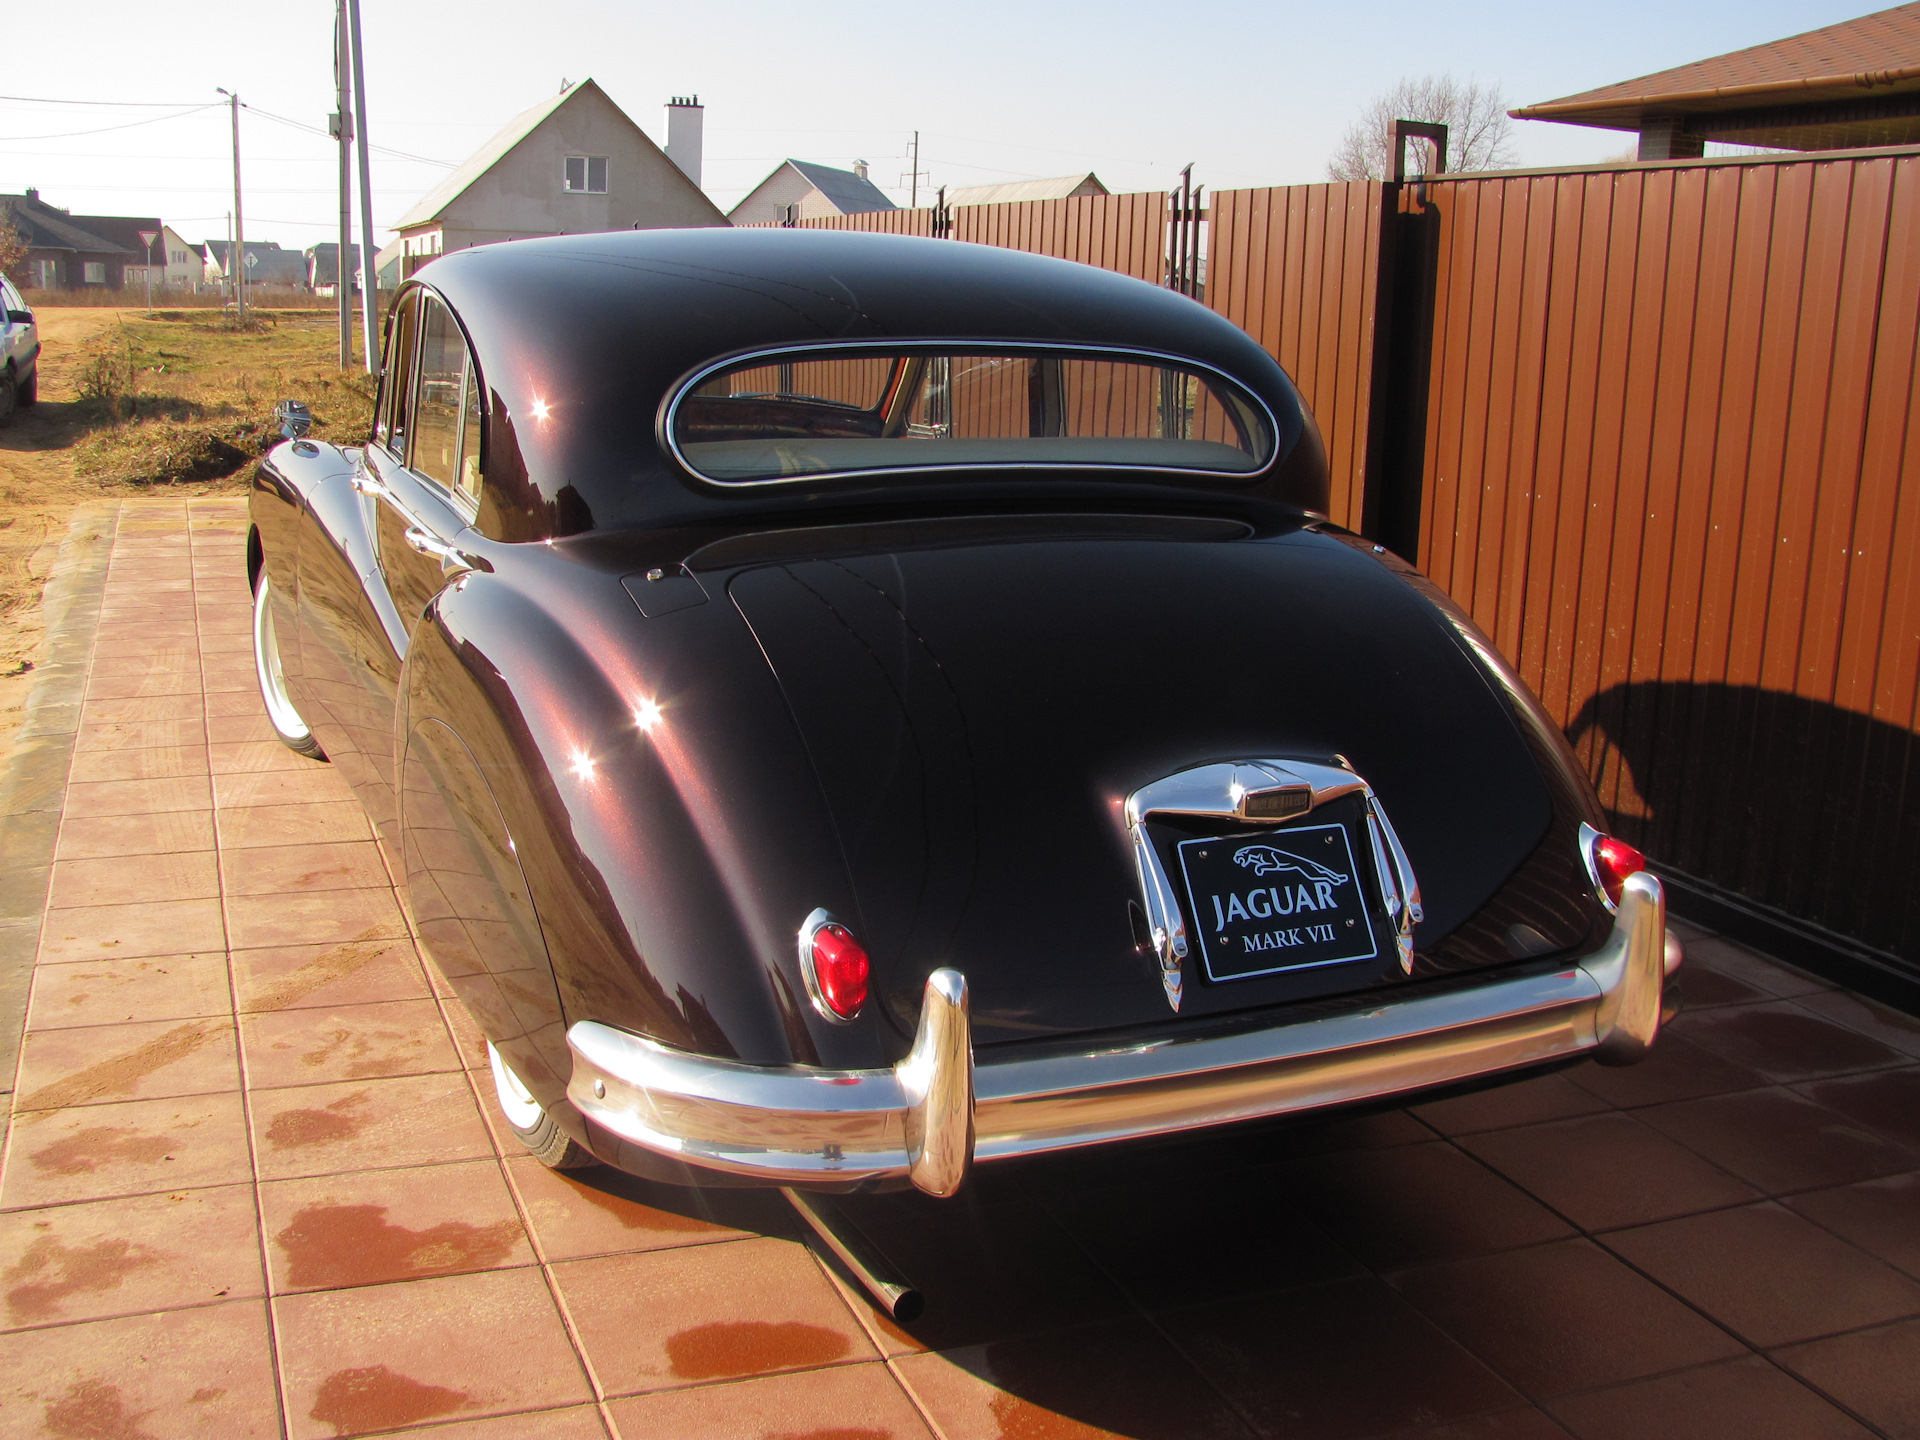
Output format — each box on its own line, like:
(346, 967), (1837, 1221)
(567, 872), (1674, 1197)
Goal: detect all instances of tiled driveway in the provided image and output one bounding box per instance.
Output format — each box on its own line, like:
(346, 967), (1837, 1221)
(2, 496), (1919, 1440)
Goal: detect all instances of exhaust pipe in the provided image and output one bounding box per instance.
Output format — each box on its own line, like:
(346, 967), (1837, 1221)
(780, 1187), (923, 1324)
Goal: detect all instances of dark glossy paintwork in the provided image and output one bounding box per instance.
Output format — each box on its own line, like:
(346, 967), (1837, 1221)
(247, 229), (1615, 1177)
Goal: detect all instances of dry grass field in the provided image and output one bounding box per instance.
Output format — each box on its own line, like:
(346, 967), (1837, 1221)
(0, 306), (374, 752)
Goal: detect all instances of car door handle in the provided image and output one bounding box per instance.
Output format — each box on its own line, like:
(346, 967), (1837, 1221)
(351, 467), (395, 502)
(403, 525), (483, 578)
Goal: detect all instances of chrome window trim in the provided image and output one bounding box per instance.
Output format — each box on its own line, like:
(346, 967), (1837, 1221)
(567, 873), (1671, 1197)
(658, 339), (1284, 490)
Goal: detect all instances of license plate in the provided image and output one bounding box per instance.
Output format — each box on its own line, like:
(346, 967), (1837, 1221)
(1177, 822), (1380, 982)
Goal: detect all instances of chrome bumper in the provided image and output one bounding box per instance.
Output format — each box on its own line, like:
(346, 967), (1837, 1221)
(567, 872), (1674, 1197)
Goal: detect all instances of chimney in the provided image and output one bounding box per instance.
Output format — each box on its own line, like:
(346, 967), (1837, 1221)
(853, 160), (869, 181)
(664, 95), (704, 190)
(25, 188), (39, 204)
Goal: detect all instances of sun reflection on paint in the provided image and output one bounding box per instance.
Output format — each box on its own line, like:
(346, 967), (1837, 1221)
(634, 698), (663, 732)
(569, 748), (595, 781)
(530, 397), (552, 423)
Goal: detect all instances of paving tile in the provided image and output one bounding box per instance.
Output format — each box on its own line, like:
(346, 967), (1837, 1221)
(1774, 1314), (1920, 1440)
(1411, 1071), (1614, 1137)
(503, 1154), (786, 1262)
(14, 1015), (238, 1112)
(240, 998), (459, 1088)
(66, 745), (209, 782)
(250, 1072), (494, 1181)
(901, 1323), (1250, 1439)
(1457, 1112), (1760, 1232)
(439, 996), (493, 1072)
(213, 768), (358, 809)
(220, 840), (388, 896)
(1635, 1086), (1919, 1195)
(53, 810), (215, 860)
(1790, 989), (1920, 1061)
(80, 694), (205, 724)
(0, 1092), (254, 1209)
(259, 1159), (532, 1293)
(225, 886), (407, 950)
(37, 896), (227, 963)
(1275, 1141), (1574, 1270)
(274, 1267), (591, 1439)
(232, 936), (430, 1013)
(26, 951), (231, 1030)
(1543, 1355), (1872, 1440)
(0, 1184), (263, 1330)
(1602, 1201), (1920, 1347)
(74, 717), (208, 751)
(84, 669), (204, 702)
(1164, 1276), (1520, 1440)
(1565, 1032), (1768, 1109)
(553, 1236), (875, 1396)
(1672, 1000), (1911, 1083)
(609, 1362), (936, 1440)
(61, 776), (211, 818)
(0, 1298), (282, 1439)
(1796, 1066), (1920, 1153)
(207, 713), (283, 745)
(1671, 962), (1775, 1009)
(1043, 1165), (1362, 1313)
(381, 1408), (608, 1439)
(824, 1186), (1134, 1355)
(1386, 1238), (1744, 1399)
(47, 850), (220, 909)
(208, 739), (331, 775)
(87, 649), (199, 679)
(1383, 1409), (1576, 1439)
(217, 800), (374, 848)
(1785, 1172), (1920, 1280)
(1681, 937), (1831, 998)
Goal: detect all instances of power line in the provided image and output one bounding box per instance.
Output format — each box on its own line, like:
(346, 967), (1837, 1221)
(242, 103), (453, 168)
(0, 103), (220, 142)
(0, 94), (209, 107)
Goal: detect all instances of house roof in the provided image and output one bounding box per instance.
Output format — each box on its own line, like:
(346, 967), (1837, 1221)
(782, 159), (897, 215)
(69, 214), (165, 257)
(1513, 3), (1920, 133)
(945, 174), (1108, 206)
(0, 193), (133, 255)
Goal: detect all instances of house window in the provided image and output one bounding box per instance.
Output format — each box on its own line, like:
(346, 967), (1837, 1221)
(36, 260), (58, 288)
(563, 155), (608, 194)
(83, 262), (106, 285)
(171, 249), (188, 265)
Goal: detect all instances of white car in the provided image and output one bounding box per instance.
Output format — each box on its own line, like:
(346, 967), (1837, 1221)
(0, 274), (39, 425)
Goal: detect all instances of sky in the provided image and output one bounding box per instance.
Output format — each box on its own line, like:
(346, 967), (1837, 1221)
(0, 0), (1876, 255)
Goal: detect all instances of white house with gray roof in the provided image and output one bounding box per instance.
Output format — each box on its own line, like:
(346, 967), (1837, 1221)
(945, 174), (1108, 207)
(391, 80), (725, 277)
(727, 159), (897, 226)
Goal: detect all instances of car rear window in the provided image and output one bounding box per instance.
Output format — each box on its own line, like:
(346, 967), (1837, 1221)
(667, 348), (1274, 485)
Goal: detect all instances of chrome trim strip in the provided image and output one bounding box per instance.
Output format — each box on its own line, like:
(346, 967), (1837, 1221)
(658, 338), (1283, 489)
(565, 874), (1667, 1193)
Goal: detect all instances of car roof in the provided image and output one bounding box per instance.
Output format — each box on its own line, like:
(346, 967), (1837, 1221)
(415, 228), (1325, 540)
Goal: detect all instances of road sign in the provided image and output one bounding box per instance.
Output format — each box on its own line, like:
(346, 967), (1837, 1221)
(139, 230), (158, 248)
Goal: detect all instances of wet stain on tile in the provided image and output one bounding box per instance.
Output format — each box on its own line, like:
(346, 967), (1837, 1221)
(274, 1203), (521, 1288)
(666, 1321), (853, 1381)
(265, 1091), (371, 1148)
(5, 1233), (166, 1322)
(28, 1126), (174, 1176)
(19, 1020), (223, 1112)
(42, 1376), (157, 1440)
(188, 1387), (225, 1404)
(248, 929), (393, 1012)
(308, 1364), (470, 1435)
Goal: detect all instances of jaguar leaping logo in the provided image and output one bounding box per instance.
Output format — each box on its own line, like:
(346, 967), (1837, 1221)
(1234, 844), (1349, 886)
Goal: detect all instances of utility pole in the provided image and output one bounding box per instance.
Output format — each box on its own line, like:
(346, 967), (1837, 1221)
(333, 0), (353, 368)
(910, 130), (920, 208)
(217, 88), (246, 323)
(139, 229), (158, 314)
(346, 0), (380, 371)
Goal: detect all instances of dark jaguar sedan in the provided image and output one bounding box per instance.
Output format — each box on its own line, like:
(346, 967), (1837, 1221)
(249, 228), (1678, 1217)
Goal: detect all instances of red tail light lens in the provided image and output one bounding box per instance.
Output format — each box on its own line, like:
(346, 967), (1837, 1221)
(809, 922), (870, 1020)
(1590, 832), (1647, 906)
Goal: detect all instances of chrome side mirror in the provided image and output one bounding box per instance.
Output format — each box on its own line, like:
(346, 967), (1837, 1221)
(274, 399), (313, 440)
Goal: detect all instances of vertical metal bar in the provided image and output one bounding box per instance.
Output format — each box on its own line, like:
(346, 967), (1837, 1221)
(230, 93), (246, 323)
(347, 0), (380, 372)
(335, 0), (352, 369)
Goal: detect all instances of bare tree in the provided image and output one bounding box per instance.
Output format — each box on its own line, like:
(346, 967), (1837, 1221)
(1327, 75), (1518, 181)
(0, 218), (27, 288)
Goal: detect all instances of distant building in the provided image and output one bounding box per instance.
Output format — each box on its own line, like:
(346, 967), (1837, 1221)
(728, 159), (897, 226)
(944, 174), (1109, 207)
(306, 242), (361, 296)
(1513, 3), (1920, 158)
(0, 190), (135, 290)
(373, 238), (404, 291)
(201, 240), (306, 290)
(391, 79), (725, 277)
(158, 225), (200, 289)
(69, 211), (167, 289)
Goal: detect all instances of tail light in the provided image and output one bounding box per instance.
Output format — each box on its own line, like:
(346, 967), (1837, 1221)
(800, 909), (869, 1022)
(1582, 824), (1646, 910)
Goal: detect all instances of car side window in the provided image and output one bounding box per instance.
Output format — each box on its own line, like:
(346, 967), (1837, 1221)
(409, 295), (481, 515)
(377, 293), (419, 457)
